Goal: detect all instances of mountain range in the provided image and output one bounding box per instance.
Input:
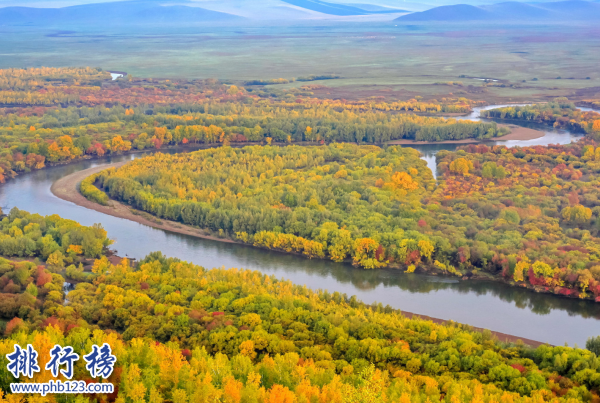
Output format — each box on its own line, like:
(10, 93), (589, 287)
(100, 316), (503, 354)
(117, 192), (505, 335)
(0, 0), (243, 24)
(395, 0), (600, 22)
(0, 0), (409, 25)
(0, 0), (599, 25)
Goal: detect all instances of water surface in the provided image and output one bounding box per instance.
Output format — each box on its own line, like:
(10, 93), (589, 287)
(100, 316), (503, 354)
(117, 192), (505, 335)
(412, 104), (585, 177)
(412, 126), (582, 178)
(1, 147), (598, 346)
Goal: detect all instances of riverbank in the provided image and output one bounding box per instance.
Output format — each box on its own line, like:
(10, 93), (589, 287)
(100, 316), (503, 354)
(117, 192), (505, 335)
(51, 163), (240, 245)
(51, 163), (554, 348)
(54, 158), (599, 307)
(402, 312), (547, 348)
(387, 124), (544, 145)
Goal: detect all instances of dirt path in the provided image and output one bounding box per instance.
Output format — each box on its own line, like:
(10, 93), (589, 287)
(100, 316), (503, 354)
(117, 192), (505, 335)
(387, 124), (544, 145)
(50, 162), (239, 244)
(51, 163), (550, 348)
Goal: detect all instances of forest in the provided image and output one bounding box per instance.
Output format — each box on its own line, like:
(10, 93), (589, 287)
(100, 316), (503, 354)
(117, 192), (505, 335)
(0, 208), (599, 402)
(85, 140), (600, 300)
(4, 66), (600, 401)
(0, 67), (505, 184)
(481, 101), (600, 136)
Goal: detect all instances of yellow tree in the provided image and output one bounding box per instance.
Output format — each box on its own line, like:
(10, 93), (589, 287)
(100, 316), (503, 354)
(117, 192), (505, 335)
(265, 385), (295, 403)
(46, 250), (65, 268)
(418, 239), (434, 260)
(328, 229), (353, 262)
(389, 172), (419, 191)
(111, 135), (132, 153)
(449, 158), (474, 176)
(123, 364), (147, 403)
(305, 126), (315, 141)
(562, 204), (592, 224)
(223, 376), (243, 403)
(342, 365), (387, 403)
(47, 142), (72, 162)
(353, 238), (386, 269)
(532, 261), (553, 278)
(513, 258), (529, 282)
(92, 256), (112, 275)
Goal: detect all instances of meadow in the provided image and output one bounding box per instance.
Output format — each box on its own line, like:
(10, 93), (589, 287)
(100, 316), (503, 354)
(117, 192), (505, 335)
(1, 22), (599, 104)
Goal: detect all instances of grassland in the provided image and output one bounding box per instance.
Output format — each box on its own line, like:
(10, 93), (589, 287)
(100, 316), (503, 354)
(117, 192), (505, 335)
(1, 22), (599, 104)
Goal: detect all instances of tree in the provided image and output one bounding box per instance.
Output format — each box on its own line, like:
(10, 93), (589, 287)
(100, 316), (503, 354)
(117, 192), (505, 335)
(342, 365), (386, 403)
(227, 85), (240, 95)
(514, 259), (529, 282)
(328, 229), (353, 262)
(353, 238), (385, 269)
(586, 335), (600, 356)
(266, 385), (295, 403)
(92, 256), (111, 275)
(388, 172), (418, 191)
(47, 142), (72, 162)
(223, 376), (242, 403)
(46, 251), (65, 268)
(111, 135), (132, 153)
(418, 240), (434, 260)
(449, 158), (473, 176)
(562, 205), (592, 224)
(532, 261), (553, 278)
(25, 283), (38, 297)
(482, 161), (506, 179)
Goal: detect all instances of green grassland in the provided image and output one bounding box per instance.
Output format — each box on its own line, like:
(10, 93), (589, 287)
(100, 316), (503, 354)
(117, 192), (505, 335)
(1, 22), (599, 103)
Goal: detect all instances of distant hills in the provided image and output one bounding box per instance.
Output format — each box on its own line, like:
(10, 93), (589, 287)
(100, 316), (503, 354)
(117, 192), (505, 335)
(0, 0), (409, 25)
(395, 0), (600, 22)
(280, 0), (406, 15)
(1, 0), (599, 25)
(0, 0), (244, 25)
(189, 0), (410, 20)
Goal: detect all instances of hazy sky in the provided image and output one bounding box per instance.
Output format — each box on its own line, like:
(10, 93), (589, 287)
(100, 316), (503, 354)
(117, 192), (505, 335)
(0, 0), (512, 8)
(0, 0), (436, 9)
(1, 0), (587, 10)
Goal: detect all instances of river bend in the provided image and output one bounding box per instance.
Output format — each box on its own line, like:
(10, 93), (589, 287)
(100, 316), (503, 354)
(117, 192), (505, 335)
(0, 108), (598, 347)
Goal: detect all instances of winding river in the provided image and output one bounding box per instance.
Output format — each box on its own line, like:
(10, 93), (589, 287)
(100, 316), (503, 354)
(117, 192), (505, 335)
(1, 106), (598, 347)
(417, 105), (584, 176)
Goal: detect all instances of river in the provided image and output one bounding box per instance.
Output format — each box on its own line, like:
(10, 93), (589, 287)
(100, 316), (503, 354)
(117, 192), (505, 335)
(414, 104), (585, 177)
(0, 108), (598, 347)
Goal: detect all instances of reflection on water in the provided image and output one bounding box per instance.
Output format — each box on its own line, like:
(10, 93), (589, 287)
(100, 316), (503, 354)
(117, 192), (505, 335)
(0, 143), (598, 346)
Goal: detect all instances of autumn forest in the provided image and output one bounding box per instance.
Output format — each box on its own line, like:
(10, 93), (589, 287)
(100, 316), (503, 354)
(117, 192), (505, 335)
(1, 66), (600, 402)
